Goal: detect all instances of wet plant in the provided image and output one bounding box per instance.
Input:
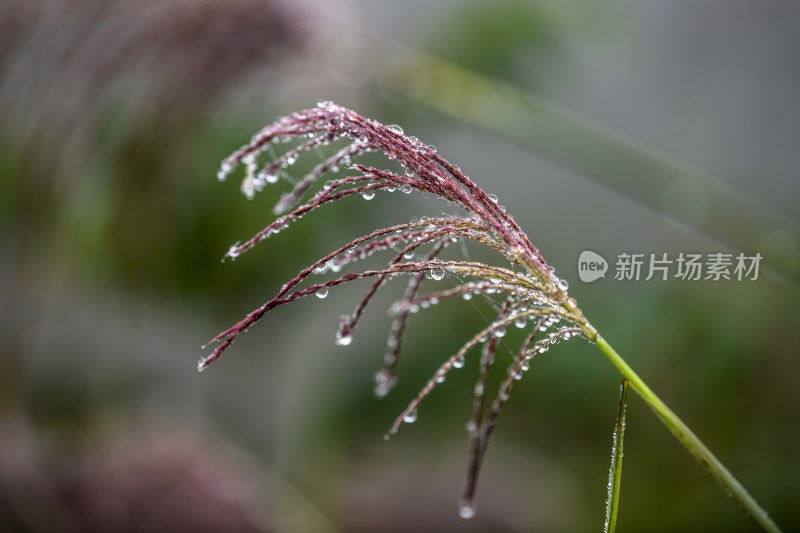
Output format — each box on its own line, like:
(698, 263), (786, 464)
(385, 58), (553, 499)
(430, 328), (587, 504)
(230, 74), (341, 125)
(199, 102), (781, 531)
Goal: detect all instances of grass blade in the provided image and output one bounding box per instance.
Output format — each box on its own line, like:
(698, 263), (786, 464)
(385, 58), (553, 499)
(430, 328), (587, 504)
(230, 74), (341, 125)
(605, 379), (629, 533)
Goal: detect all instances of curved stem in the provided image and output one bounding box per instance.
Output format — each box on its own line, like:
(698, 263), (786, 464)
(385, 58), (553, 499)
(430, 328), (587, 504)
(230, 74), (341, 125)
(590, 332), (781, 533)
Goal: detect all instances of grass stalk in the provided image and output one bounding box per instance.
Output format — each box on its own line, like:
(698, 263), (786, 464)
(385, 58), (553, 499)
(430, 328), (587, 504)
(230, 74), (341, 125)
(605, 379), (628, 533)
(590, 331), (781, 533)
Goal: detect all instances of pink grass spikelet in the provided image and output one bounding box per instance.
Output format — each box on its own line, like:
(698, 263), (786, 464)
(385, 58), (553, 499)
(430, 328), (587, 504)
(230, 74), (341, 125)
(200, 102), (595, 517)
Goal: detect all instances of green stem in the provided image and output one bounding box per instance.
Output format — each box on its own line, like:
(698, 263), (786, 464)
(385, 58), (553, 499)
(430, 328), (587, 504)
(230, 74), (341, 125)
(591, 332), (781, 533)
(605, 379), (629, 533)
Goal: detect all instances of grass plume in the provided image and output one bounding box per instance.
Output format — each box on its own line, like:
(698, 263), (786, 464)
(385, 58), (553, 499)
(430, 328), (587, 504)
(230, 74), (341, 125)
(200, 102), (781, 531)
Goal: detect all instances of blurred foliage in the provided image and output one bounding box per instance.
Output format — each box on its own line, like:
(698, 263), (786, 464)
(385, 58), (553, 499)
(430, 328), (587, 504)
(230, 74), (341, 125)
(429, 0), (558, 86)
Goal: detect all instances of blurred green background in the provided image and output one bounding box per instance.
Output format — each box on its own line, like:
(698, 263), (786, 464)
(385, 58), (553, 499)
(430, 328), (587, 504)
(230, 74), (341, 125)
(1, 0), (798, 531)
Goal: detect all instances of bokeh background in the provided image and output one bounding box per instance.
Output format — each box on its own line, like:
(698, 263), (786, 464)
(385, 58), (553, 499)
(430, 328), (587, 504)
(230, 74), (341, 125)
(2, 1), (799, 531)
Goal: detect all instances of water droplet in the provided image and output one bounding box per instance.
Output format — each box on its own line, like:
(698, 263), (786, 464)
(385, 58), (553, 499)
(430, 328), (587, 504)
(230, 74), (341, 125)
(374, 370), (393, 398)
(436, 374), (446, 384)
(493, 327), (506, 338)
(265, 173), (279, 184)
(403, 250), (414, 260)
(488, 193), (498, 203)
(403, 409), (418, 423)
(226, 243), (241, 259)
(514, 317), (527, 328)
(459, 502), (476, 519)
(362, 190), (376, 200)
(197, 358), (207, 372)
(558, 278), (569, 291)
(335, 333), (352, 346)
(401, 185), (413, 194)
(453, 356), (465, 369)
(474, 383), (484, 396)
(387, 124), (404, 135)
(316, 287), (329, 299)
(462, 292), (473, 301)
(430, 268), (445, 281)
(465, 420), (477, 432)
(217, 158), (235, 181)
(404, 168), (414, 177)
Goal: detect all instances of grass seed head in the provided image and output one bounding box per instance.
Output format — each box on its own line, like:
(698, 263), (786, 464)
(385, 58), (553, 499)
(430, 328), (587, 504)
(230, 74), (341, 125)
(202, 102), (593, 516)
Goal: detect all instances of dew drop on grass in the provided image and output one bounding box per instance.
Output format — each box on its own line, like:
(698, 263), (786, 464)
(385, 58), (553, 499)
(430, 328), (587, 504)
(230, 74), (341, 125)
(430, 268), (445, 281)
(462, 292), (473, 301)
(515, 317), (527, 328)
(401, 185), (413, 194)
(316, 287), (329, 299)
(374, 370), (393, 398)
(488, 193), (498, 203)
(403, 409), (418, 423)
(362, 190), (376, 200)
(387, 124), (404, 135)
(226, 243), (241, 260)
(558, 278), (569, 291)
(493, 327), (506, 338)
(459, 502), (476, 519)
(335, 333), (352, 346)
(217, 158), (235, 181)
(453, 356), (465, 369)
